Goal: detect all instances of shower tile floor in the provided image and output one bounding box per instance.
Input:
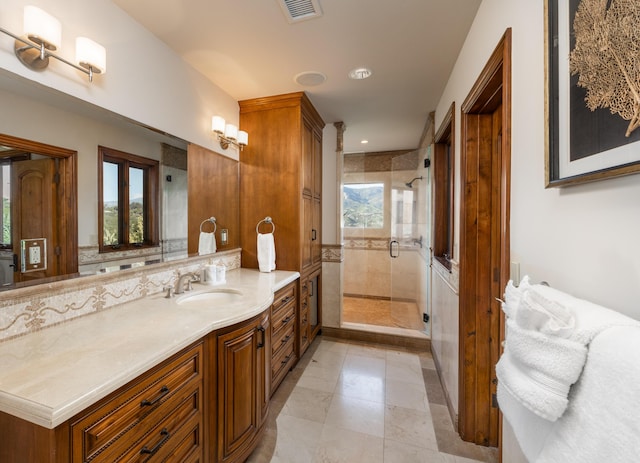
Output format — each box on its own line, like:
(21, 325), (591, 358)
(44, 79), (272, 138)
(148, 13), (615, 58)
(247, 336), (498, 463)
(343, 296), (425, 331)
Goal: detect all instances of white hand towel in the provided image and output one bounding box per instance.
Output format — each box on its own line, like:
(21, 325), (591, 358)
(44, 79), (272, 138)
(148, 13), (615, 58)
(198, 231), (217, 255)
(257, 232), (276, 272)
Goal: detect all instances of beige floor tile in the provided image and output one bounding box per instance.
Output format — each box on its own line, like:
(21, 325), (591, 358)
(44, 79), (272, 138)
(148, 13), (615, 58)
(297, 365), (340, 393)
(383, 438), (449, 462)
(280, 386), (333, 423)
(385, 378), (429, 412)
(336, 369), (386, 403)
(342, 353), (386, 378)
(324, 393), (386, 437)
(347, 342), (389, 359)
(384, 404), (438, 451)
(313, 425), (384, 463)
(272, 414), (324, 463)
(386, 359), (424, 385)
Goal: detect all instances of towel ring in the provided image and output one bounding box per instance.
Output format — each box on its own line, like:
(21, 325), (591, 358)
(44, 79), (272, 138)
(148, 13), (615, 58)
(256, 216), (275, 234)
(200, 217), (217, 233)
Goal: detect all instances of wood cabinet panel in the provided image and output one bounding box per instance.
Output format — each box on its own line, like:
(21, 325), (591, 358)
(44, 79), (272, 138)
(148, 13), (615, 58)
(216, 313), (269, 463)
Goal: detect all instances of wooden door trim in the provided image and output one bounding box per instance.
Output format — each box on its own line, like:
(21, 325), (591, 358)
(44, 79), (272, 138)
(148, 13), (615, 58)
(458, 28), (511, 449)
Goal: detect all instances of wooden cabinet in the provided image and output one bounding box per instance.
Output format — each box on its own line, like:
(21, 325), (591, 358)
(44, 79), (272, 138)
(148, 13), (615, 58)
(270, 281), (298, 392)
(214, 312), (269, 463)
(70, 342), (204, 463)
(239, 92), (324, 357)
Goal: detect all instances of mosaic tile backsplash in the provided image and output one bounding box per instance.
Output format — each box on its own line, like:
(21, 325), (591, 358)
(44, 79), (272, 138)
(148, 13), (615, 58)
(0, 249), (241, 342)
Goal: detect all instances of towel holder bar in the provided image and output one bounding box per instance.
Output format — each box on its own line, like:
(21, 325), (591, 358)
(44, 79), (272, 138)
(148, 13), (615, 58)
(200, 217), (217, 233)
(256, 216), (275, 234)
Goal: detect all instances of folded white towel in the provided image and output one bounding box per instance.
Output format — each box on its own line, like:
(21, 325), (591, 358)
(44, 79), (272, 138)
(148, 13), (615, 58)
(516, 288), (575, 337)
(536, 325), (640, 462)
(502, 275), (532, 318)
(496, 319), (587, 421)
(257, 232), (276, 273)
(198, 231), (216, 255)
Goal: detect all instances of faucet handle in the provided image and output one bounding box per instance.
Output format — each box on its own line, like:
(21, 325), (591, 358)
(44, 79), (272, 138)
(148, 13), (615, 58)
(163, 285), (174, 298)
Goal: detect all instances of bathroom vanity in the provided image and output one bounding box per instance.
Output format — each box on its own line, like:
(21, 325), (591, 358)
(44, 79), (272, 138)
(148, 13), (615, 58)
(0, 268), (299, 463)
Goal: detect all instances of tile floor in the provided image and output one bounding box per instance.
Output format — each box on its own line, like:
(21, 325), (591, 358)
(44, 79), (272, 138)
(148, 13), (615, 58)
(343, 296), (425, 331)
(247, 336), (498, 463)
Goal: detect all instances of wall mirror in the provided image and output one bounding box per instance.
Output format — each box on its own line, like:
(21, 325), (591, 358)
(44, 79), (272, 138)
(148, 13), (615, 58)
(0, 69), (239, 291)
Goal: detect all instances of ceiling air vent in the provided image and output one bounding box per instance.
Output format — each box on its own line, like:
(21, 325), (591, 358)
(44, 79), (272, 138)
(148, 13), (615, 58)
(278, 0), (323, 24)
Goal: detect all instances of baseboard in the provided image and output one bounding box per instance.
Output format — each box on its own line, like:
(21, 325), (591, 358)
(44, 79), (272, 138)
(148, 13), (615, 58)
(321, 326), (430, 351)
(431, 344), (458, 430)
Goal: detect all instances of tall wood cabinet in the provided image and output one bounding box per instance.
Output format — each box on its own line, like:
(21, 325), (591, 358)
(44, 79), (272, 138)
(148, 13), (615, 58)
(239, 92), (324, 356)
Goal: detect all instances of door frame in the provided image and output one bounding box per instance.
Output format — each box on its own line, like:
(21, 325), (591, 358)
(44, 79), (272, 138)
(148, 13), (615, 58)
(458, 29), (512, 448)
(0, 133), (78, 279)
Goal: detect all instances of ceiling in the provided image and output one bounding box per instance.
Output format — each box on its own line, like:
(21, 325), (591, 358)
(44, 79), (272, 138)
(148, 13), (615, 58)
(113, 0), (481, 154)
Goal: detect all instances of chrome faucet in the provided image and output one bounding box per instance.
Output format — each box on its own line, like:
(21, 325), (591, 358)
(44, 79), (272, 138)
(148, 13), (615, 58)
(175, 272), (200, 294)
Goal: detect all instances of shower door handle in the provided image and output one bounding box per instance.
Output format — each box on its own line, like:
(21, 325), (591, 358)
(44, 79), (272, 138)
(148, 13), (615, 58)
(389, 240), (399, 258)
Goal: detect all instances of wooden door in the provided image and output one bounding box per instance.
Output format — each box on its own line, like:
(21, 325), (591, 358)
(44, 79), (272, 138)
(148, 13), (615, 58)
(459, 29), (511, 448)
(256, 312), (270, 427)
(312, 129), (322, 199)
(11, 158), (58, 282)
(311, 198), (321, 265)
(302, 119), (314, 197)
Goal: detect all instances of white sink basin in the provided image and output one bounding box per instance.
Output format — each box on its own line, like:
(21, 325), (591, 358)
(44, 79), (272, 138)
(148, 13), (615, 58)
(176, 288), (244, 308)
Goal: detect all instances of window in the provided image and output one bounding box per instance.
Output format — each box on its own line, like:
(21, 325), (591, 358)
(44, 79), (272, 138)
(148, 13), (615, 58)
(98, 146), (159, 252)
(343, 183), (384, 228)
(433, 103), (455, 270)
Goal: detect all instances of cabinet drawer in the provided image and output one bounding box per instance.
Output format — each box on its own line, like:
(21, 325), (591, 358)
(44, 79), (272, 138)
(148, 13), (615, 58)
(71, 343), (203, 463)
(272, 284), (296, 314)
(272, 338), (295, 386)
(271, 301), (295, 339)
(108, 383), (202, 463)
(272, 320), (295, 356)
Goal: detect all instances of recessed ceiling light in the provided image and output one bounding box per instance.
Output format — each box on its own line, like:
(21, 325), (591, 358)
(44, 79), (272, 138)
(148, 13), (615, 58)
(294, 71), (327, 86)
(361, 140), (369, 144)
(349, 67), (372, 80)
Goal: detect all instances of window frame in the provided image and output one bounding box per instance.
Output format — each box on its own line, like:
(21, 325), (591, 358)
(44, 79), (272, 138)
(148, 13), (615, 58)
(433, 102), (455, 271)
(98, 146), (159, 253)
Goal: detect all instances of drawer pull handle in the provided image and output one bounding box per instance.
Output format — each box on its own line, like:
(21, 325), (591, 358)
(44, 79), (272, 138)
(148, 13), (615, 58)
(281, 335), (291, 344)
(282, 315), (292, 325)
(140, 385), (170, 407)
(281, 296), (291, 304)
(281, 355), (291, 365)
(140, 428), (170, 455)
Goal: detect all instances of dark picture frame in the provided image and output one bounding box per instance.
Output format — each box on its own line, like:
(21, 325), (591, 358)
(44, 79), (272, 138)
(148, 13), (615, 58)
(545, 0), (640, 187)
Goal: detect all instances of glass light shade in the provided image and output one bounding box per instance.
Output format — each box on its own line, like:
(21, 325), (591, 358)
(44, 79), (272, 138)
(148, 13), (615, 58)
(237, 130), (249, 146)
(76, 37), (107, 74)
(24, 6), (61, 50)
(211, 116), (225, 133)
(224, 124), (238, 141)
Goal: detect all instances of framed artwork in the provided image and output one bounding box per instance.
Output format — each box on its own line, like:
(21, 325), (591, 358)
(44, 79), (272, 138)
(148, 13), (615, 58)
(546, 0), (640, 187)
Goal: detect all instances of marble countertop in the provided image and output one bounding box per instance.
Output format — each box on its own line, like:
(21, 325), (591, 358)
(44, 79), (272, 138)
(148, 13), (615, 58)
(0, 268), (299, 429)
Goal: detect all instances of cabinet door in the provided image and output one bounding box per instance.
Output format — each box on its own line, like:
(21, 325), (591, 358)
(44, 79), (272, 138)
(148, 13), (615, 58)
(257, 312), (270, 427)
(313, 129), (322, 199)
(312, 198), (321, 265)
(308, 268), (321, 343)
(302, 195), (313, 271)
(302, 119), (314, 197)
(217, 319), (260, 462)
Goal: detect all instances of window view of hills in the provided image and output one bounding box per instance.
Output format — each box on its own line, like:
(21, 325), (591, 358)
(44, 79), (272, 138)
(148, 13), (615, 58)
(343, 183), (384, 229)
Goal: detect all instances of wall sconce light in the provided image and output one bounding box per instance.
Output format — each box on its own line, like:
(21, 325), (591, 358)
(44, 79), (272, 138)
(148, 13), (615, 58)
(0, 6), (106, 82)
(212, 116), (249, 151)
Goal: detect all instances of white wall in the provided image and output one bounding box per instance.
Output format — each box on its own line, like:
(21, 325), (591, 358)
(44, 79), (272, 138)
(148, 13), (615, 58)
(434, 0), (640, 459)
(0, 0), (238, 159)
